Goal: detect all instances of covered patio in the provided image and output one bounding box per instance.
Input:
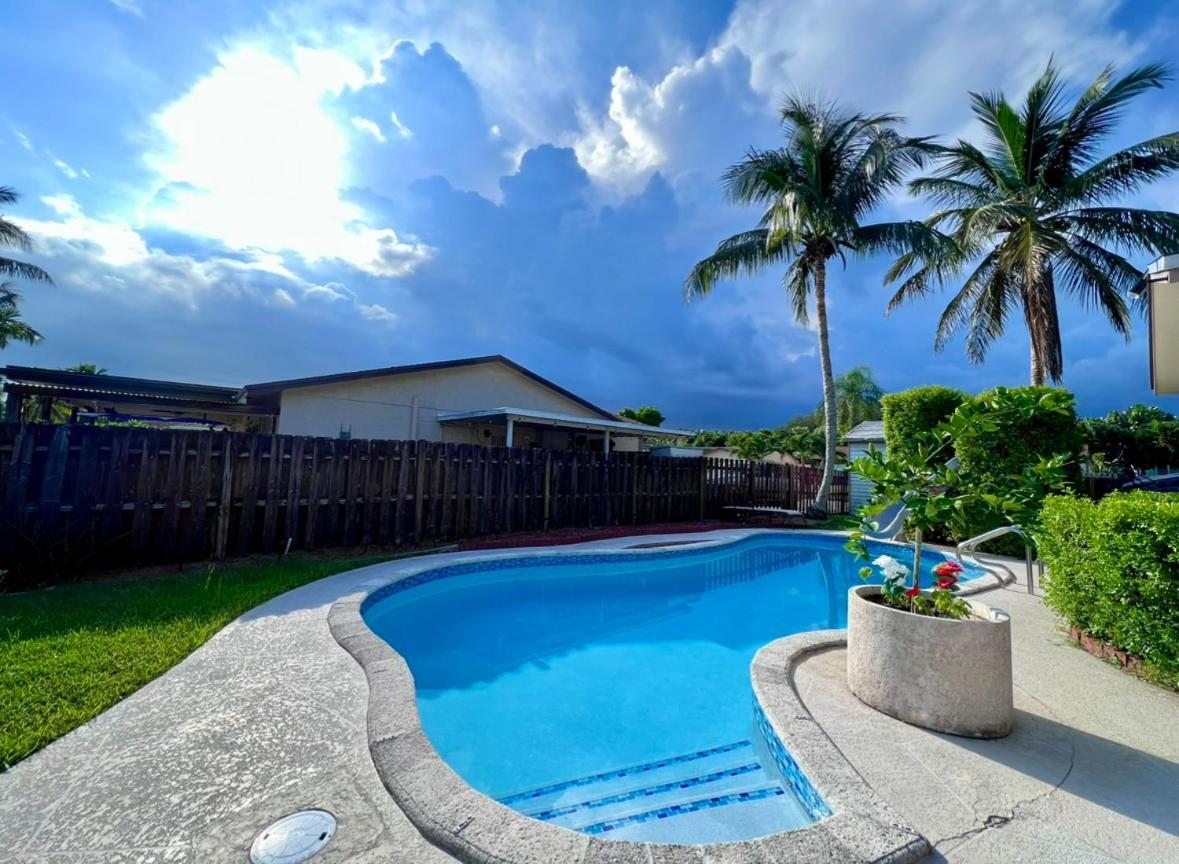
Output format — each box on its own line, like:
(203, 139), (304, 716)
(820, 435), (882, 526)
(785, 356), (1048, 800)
(436, 407), (691, 453)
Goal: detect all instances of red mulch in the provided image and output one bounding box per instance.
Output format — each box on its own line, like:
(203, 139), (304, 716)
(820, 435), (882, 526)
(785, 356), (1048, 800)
(457, 521), (734, 551)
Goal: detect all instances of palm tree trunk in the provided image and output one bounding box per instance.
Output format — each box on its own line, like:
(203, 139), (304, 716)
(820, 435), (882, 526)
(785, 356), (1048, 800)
(1030, 343), (1045, 387)
(813, 259), (838, 512)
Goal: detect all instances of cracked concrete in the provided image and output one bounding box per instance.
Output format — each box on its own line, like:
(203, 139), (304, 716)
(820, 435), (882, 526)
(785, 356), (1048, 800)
(791, 563), (1179, 863)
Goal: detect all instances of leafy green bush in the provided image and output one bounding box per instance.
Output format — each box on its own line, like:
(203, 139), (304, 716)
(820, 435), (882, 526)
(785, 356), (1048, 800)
(881, 386), (966, 463)
(1080, 405), (1179, 473)
(1039, 492), (1179, 687)
(952, 386), (1082, 550)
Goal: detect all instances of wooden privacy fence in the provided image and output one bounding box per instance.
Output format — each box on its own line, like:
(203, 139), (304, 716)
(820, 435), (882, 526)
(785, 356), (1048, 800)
(0, 423), (847, 583)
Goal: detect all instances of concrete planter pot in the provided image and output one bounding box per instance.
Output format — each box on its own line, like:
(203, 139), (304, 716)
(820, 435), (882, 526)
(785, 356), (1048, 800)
(847, 584), (1013, 738)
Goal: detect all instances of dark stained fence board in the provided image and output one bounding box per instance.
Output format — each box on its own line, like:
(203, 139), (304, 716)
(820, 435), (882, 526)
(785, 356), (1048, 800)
(0, 423), (847, 584)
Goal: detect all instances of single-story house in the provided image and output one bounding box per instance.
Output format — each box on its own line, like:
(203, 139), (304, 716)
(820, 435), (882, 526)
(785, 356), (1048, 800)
(845, 420), (885, 512)
(0, 366), (275, 430)
(242, 355), (688, 452)
(2, 355), (689, 452)
(1134, 254), (1179, 395)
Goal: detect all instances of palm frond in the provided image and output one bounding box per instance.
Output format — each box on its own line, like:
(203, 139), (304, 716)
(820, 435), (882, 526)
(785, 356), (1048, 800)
(0, 216), (34, 252)
(684, 230), (780, 301)
(1042, 63), (1171, 183)
(1064, 207), (1179, 256)
(1055, 134), (1179, 206)
(783, 257), (813, 325)
(1053, 235), (1134, 335)
(0, 255), (52, 283)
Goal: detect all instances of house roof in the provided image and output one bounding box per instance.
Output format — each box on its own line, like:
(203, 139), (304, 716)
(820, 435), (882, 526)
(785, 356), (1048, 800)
(243, 355), (619, 421)
(0, 366), (271, 413)
(845, 420), (886, 443)
(437, 407), (691, 438)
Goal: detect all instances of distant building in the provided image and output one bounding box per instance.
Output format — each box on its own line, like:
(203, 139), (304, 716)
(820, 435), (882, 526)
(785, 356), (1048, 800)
(0, 366), (273, 431)
(1135, 255), (1179, 395)
(1, 355), (688, 452)
(845, 420), (885, 512)
(241, 355), (690, 452)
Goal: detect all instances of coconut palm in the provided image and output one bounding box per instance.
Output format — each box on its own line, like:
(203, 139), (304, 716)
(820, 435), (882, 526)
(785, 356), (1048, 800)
(1, 186), (51, 285)
(1, 185), (51, 355)
(0, 284), (41, 349)
(887, 61), (1179, 385)
(828, 365), (884, 432)
(685, 97), (939, 510)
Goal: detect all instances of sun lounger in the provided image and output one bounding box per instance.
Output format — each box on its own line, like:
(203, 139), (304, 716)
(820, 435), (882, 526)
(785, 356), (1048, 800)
(722, 505), (808, 526)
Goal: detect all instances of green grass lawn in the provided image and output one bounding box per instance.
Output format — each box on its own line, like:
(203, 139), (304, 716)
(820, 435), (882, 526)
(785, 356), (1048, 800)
(0, 554), (394, 771)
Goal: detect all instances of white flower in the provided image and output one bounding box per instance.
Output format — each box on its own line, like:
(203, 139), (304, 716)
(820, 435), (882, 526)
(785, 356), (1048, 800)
(873, 555), (909, 580)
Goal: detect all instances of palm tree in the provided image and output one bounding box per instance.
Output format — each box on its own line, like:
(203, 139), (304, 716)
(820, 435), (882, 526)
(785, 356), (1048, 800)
(1, 185), (51, 356)
(1, 187), (52, 285)
(887, 62), (1179, 385)
(685, 97), (938, 510)
(828, 365), (884, 432)
(0, 284), (41, 349)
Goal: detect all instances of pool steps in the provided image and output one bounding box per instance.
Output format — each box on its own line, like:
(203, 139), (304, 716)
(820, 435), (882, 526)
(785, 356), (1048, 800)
(498, 740), (810, 843)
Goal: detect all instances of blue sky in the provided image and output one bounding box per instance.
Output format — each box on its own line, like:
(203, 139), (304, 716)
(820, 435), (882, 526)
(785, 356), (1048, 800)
(3, 0), (1178, 428)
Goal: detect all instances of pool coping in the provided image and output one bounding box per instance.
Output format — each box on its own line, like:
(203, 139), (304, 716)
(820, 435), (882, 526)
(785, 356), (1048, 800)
(328, 530), (1004, 863)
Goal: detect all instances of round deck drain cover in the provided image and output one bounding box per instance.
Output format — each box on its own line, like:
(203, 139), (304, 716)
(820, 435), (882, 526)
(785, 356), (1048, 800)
(250, 810), (336, 864)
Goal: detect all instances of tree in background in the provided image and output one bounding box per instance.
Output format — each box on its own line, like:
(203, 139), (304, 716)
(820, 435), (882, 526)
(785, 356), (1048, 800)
(63, 363), (108, 375)
(888, 62), (1179, 385)
(825, 366), (884, 433)
(619, 406), (665, 427)
(0, 186), (52, 348)
(685, 97), (936, 511)
(1081, 404), (1179, 472)
(0, 285), (41, 349)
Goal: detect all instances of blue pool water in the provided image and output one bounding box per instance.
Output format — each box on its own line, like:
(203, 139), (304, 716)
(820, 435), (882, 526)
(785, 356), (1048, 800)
(363, 534), (980, 843)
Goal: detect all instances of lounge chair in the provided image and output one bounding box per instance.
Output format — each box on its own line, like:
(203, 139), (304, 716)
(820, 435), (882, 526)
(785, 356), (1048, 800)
(722, 505), (808, 527)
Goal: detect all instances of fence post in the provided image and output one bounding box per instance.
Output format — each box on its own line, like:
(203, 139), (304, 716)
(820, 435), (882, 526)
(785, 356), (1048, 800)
(543, 451), (552, 531)
(213, 433), (235, 559)
(698, 457), (706, 520)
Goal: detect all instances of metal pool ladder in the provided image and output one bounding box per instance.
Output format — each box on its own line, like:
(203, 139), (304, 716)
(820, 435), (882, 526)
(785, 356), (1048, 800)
(956, 525), (1042, 594)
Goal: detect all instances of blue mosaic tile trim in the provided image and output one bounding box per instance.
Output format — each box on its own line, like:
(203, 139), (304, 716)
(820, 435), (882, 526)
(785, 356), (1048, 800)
(498, 740), (752, 806)
(581, 786), (786, 835)
(753, 695), (832, 820)
(526, 762), (762, 821)
(360, 533), (986, 615)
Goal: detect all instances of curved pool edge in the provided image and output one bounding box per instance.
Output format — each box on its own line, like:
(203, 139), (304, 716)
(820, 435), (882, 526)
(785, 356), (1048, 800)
(326, 529), (970, 862)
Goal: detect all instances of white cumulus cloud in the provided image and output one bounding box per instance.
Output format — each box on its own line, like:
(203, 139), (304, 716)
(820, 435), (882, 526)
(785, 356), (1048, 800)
(143, 44), (432, 278)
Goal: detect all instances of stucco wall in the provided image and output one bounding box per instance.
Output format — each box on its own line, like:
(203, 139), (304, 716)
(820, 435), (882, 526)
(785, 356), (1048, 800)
(275, 362), (608, 441)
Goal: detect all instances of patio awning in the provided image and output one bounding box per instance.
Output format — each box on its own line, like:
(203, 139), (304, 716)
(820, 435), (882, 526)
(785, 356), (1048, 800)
(436, 407), (691, 439)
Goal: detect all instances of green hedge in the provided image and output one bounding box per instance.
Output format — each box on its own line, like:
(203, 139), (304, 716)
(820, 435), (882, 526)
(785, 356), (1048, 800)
(956, 386), (1083, 486)
(953, 386), (1083, 550)
(1039, 492), (1179, 687)
(881, 385), (966, 463)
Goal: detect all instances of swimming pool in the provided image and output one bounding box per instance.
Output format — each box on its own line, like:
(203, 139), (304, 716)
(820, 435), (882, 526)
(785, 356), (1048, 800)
(362, 533), (983, 844)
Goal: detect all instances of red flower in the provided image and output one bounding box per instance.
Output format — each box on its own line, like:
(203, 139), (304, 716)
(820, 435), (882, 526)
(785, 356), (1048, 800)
(935, 573), (959, 590)
(905, 586), (920, 598)
(933, 560), (964, 577)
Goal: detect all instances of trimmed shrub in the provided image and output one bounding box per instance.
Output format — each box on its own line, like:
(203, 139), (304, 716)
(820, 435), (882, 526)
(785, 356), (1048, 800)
(956, 386), (1083, 484)
(1039, 492), (1179, 687)
(881, 386), (966, 463)
(953, 386), (1083, 550)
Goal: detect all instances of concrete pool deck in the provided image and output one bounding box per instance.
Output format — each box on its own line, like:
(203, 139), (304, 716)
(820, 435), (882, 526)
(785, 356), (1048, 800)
(1, 530), (1176, 862)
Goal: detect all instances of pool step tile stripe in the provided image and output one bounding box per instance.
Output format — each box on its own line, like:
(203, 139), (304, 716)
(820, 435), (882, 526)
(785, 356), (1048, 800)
(497, 740), (752, 808)
(579, 786), (787, 836)
(524, 762), (763, 825)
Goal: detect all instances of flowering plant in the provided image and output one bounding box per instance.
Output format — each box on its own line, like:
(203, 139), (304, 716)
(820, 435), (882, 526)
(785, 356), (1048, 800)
(862, 554), (970, 619)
